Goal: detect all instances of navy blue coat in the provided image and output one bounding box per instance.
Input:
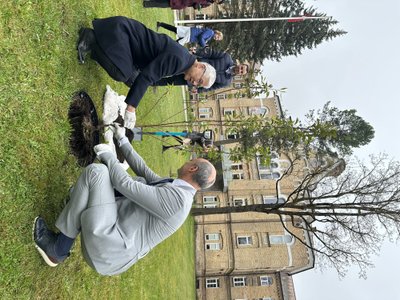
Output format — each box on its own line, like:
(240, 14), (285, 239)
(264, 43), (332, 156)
(92, 17), (196, 107)
(153, 48), (234, 93)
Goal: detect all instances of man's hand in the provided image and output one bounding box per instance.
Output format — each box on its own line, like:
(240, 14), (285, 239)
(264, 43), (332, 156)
(124, 106), (136, 130)
(94, 143), (115, 161)
(110, 123), (126, 140)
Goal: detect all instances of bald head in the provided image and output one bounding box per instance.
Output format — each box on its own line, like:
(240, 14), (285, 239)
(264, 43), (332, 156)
(178, 158), (216, 190)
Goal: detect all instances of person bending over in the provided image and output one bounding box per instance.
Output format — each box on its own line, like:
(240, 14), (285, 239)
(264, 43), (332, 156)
(77, 16), (216, 130)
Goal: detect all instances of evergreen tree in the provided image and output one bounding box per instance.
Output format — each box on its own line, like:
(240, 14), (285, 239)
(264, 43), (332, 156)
(215, 0), (347, 62)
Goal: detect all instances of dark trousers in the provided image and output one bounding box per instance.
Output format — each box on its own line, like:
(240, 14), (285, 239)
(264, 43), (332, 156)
(143, 0), (170, 8)
(87, 29), (138, 87)
(158, 22), (177, 34)
(157, 22), (184, 43)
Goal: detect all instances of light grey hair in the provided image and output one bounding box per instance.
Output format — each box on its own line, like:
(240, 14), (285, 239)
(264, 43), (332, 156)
(192, 161), (216, 189)
(201, 62), (216, 89)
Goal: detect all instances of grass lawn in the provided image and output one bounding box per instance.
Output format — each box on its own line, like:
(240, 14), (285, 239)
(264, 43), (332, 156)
(0, 1), (195, 299)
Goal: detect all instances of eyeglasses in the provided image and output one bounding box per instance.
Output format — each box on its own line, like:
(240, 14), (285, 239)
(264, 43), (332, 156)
(197, 66), (207, 87)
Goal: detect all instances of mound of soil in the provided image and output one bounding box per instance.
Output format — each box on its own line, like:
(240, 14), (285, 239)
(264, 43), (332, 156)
(68, 91), (100, 167)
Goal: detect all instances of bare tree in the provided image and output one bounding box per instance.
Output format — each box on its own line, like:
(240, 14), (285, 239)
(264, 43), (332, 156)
(191, 154), (400, 278)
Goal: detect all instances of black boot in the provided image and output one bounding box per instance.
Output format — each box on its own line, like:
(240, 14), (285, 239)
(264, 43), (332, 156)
(77, 28), (96, 64)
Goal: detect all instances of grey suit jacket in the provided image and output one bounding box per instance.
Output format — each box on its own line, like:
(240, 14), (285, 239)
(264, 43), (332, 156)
(80, 143), (196, 275)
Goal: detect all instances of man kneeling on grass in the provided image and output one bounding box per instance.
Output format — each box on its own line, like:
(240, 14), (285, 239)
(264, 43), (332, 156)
(33, 124), (216, 275)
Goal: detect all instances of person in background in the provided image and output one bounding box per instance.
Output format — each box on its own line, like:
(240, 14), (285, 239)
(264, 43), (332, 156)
(156, 22), (223, 48)
(162, 131), (213, 153)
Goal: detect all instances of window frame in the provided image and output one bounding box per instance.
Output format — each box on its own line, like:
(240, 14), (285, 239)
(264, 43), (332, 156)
(260, 276), (273, 286)
(237, 235), (253, 245)
(205, 242), (221, 250)
(233, 198), (247, 207)
(232, 173), (244, 180)
(206, 278), (220, 288)
(205, 233), (220, 241)
(216, 93), (227, 100)
(268, 234), (293, 245)
(223, 108), (235, 116)
(233, 276), (246, 287)
(203, 196), (218, 208)
(262, 196), (285, 205)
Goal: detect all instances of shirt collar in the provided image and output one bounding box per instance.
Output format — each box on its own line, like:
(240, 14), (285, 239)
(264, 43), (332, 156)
(172, 178), (197, 195)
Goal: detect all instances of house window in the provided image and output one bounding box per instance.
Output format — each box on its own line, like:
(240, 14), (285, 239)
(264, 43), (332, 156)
(233, 75), (243, 80)
(198, 107), (212, 119)
(268, 235), (293, 245)
(205, 243), (221, 250)
(257, 155), (281, 180)
(216, 93), (226, 100)
(262, 196), (285, 205)
(237, 235), (252, 245)
(203, 196), (218, 208)
(199, 114), (210, 119)
(270, 162), (279, 169)
(270, 152), (279, 159)
(232, 173), (244, 180)
(260, 276), (273, 286)
(227, 133), (238, 139)
(203, 196), (217, 202)
(259, 298), (273, 300)
(260, 172), (280, 180)
(233, 277), (246, 287)
(257, 155), (279, 170)
(205, 233), (220, 241)
(234, 82), (243, 89)
(249, 106), (269, 117)
(223, 108), (235, 116)
(231, 163), (243, 170)
(206, 278), (220, 288)
(233, 198), (247, 206)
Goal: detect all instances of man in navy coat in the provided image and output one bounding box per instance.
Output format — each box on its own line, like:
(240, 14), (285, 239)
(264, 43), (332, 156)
(77, 16), (216, 130)
(153, 48), (249, 93)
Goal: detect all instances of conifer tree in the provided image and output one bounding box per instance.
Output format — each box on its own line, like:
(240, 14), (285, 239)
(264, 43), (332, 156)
(215, 0), (346, 62)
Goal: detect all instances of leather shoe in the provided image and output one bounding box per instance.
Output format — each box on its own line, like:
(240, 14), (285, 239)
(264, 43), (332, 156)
(77, 28), (95, 64)
(33, 216), (68, 267)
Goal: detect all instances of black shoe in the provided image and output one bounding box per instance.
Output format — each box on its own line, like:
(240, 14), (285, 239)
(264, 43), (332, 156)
(156, 22), (160, 31)
(77, 28), (95, 64)
(33, 216), (68, 267)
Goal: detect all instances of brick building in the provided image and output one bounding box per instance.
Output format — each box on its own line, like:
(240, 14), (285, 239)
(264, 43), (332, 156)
(189, 76), (315, 299)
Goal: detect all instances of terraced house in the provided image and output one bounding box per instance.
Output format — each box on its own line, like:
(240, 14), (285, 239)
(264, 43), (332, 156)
(190, 78), (315, 300)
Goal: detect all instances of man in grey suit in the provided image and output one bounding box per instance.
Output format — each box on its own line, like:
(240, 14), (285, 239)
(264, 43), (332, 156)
(33, 124), (216, 275)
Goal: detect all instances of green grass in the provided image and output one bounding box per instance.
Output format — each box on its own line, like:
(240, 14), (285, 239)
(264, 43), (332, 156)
(0, 1), (195, 299)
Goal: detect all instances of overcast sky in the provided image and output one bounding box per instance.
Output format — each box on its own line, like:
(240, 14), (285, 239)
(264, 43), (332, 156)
(262, 0), (400, 299)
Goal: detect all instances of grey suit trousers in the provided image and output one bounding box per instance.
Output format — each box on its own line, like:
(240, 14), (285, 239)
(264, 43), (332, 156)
(56, 164), (116, 238)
